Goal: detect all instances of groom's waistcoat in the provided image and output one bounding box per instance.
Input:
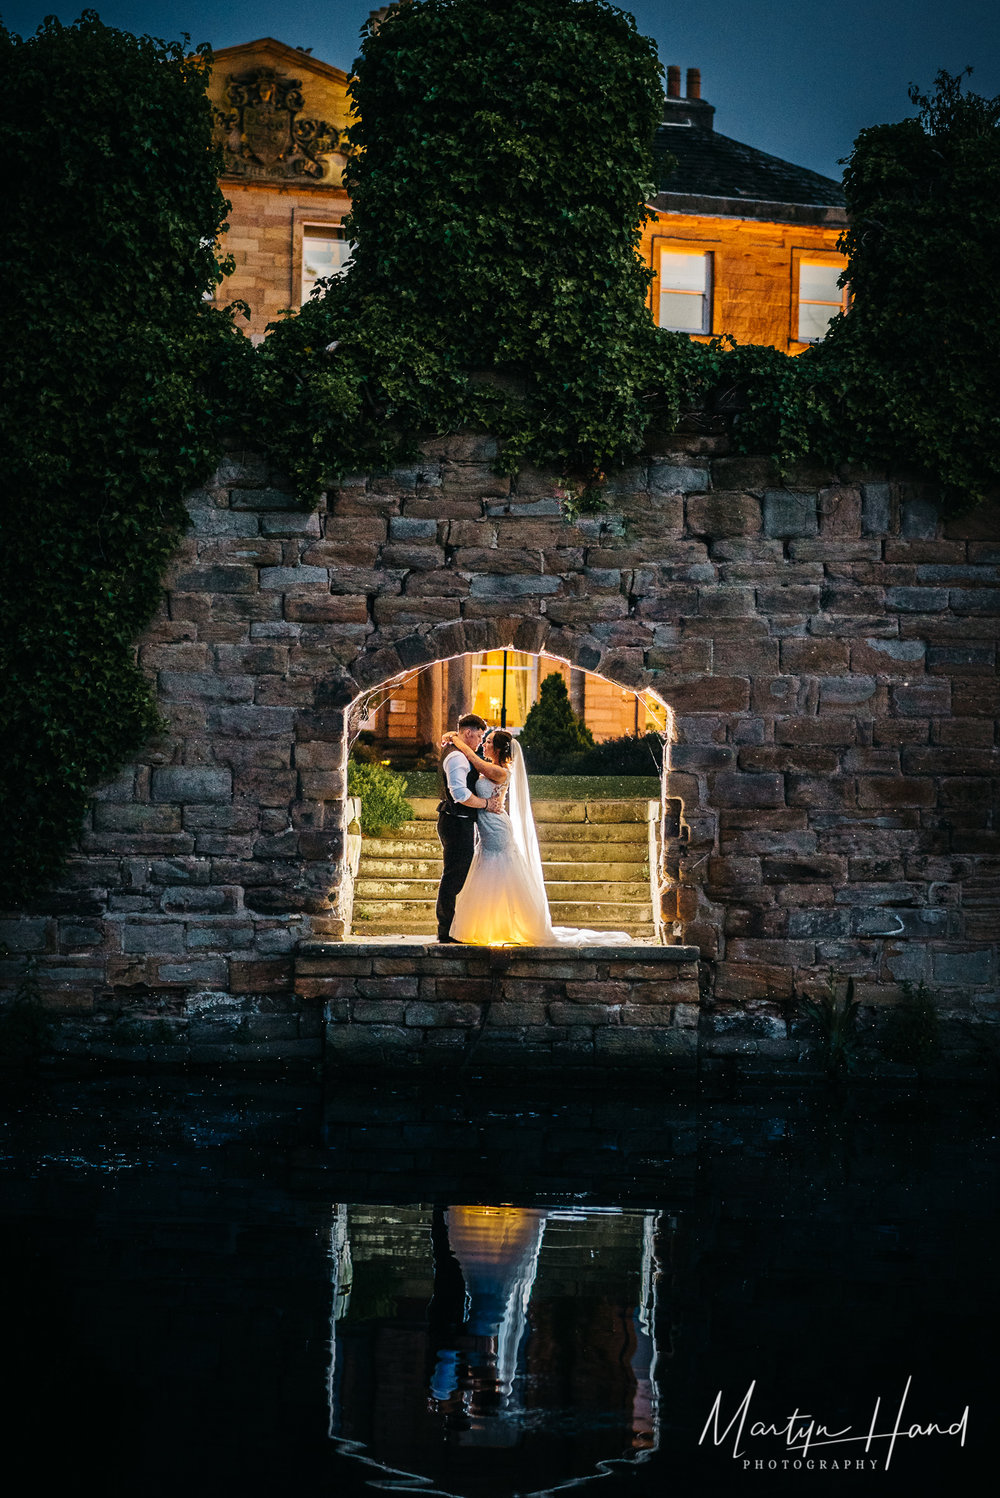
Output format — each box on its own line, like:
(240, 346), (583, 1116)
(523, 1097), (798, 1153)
(438, 753), (479, 820)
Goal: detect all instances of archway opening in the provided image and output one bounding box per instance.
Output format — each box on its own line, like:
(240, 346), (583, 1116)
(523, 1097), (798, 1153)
(339, 652), (686, 946)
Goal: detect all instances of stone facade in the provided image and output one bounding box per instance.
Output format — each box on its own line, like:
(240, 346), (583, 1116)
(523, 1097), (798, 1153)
(1, 431), (997, 1073)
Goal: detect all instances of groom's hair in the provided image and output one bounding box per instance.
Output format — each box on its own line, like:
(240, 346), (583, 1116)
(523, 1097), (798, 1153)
(457, 713), (488, 731)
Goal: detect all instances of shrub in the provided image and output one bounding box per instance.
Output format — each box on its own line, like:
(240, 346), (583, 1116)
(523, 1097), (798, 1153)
(347, 759), (415, 835)
(255, 0), (678, 494)
(519, 673), (594, 772)
(572, 731), (664, 776)
(0, 11), (247, 904)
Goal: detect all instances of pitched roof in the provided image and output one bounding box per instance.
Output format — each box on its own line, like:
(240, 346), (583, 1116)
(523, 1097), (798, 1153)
(649, 93), (847, 226)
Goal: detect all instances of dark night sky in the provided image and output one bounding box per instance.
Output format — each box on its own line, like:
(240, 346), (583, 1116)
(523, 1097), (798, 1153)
(3, 0), (998, 180)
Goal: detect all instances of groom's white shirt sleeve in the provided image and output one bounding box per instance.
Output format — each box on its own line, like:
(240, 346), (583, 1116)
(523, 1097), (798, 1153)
(444, 748), (476, 804)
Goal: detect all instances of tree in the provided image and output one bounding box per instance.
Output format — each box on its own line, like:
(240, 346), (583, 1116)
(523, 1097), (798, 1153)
(257, 0), (679, 495)
(0, 11), (247, 902)
(519, 673), (594, 772)
(719, 69), (1000, 507)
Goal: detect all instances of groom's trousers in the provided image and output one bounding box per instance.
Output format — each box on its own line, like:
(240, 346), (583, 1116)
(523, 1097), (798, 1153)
(436, 810), (476, 942)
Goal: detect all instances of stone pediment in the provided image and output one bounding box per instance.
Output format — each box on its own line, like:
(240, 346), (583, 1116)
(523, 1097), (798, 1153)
(208, 38), (352, 186)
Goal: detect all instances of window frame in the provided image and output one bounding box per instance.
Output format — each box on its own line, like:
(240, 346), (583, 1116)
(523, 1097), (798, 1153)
(790, 246), (849, 348)
(292, 208), (349, 310)
(650, 236), (716, 336)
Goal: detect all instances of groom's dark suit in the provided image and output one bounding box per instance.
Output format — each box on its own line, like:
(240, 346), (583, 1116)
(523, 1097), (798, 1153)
(435, 754), (479, 942)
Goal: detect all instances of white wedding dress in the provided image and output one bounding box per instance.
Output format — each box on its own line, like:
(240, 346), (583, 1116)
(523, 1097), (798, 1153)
(450, 742), (633, 947)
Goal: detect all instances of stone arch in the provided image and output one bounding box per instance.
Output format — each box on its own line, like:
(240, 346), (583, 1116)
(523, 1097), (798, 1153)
(295, 621), (688, 941)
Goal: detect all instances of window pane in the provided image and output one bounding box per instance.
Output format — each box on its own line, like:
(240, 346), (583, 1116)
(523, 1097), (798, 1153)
(660, 250), (707, 293)
(659, 290), (705, 332)
(798, 299), (839, 341)
(799, 261), (842, 302)
(302, 230), (350, 302)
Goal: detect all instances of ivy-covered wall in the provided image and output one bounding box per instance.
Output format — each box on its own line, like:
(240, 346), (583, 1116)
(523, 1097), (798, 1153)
(0, 433), (996, 1073)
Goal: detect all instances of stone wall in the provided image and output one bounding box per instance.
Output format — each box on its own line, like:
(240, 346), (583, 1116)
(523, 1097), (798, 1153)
(1, 431), (997, 1071)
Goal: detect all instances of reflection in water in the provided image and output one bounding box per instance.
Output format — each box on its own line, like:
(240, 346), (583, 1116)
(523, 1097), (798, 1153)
(328, 1205), (660, 1493)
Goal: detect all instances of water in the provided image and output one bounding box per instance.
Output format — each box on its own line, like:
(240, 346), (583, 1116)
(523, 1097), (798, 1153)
(1, 1075), (997, 1497)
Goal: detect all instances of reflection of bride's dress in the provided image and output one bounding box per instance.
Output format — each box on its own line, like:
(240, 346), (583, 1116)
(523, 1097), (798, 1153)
(450, 745), (632, 946)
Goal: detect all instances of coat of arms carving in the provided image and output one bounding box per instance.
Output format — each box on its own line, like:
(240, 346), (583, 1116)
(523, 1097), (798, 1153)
(214, 67), (340, 180)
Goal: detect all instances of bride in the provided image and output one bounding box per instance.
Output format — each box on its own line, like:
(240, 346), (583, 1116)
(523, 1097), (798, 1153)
(442, 728), (633, 947)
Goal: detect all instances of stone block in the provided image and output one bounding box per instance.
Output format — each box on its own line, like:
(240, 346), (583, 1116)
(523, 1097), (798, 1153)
(259, 566), (330, 589)
(169, 564), (257, 594)
(548, 1002), (620, 1026)
(686, 494), (761, 537)
(818, 675), (877, 706)
(890, 680), (951, 717)
(886, 587), (949, 612)
(786, 774), (856, 809)
(850, 638), (925, 675)
(650, 462), (709, 494)
(901, 496), (939, 538)
(157, 959), (229, 985)
(665, 678), (750, 713)
(932, 949), (993, 986)
(859, 482), (891, 534)
(93, 805), (181, 833)
(763, 491), (818, 538)
(230, 486), (299, 510)
(0, 918), (53, 952)
(710, 772), (785, 808)
(779, 638), (849, 674)
(354, 999), (406, 1023)
(856, 777), (935, 809)
(950, 588), (1000, 615)
(151, 767), (232, 804)
(469, 574), (560, 597)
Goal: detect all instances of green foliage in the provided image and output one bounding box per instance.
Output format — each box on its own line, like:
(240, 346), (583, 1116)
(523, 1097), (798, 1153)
(520, 673), (595, 772)
(570, 730), (664, 776)
(712, 69), (1000, 507)
(0, 12), (249, 904)
(347, 759), (415, 835)
(255, 0), (681, 496)
(800, 975), (863, 1077)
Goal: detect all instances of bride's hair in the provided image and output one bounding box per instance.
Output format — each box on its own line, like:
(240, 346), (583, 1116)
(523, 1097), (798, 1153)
(489, 729), (514, 767)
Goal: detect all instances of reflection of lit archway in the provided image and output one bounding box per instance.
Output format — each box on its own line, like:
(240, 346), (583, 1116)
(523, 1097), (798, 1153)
(340, 648), (684, 945)
(327, 1203), (662, 1489)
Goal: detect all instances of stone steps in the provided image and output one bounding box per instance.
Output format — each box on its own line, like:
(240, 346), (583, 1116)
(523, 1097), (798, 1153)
(350, 794), (660, 941)
(355, 876), (653, 903)
(359, 857), (649, 882)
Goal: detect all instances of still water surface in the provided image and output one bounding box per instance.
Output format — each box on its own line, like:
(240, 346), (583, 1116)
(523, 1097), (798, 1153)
(1, 1076), (996, 1497)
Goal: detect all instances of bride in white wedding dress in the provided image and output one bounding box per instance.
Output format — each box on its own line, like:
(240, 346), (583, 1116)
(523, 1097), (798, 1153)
(444, 729), (633, 947)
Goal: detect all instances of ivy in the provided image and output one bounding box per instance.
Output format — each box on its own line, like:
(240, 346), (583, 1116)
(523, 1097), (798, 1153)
(697, 69), (1000, 506)
(2, 6), (996, 906)
(0, 12), (249, 905)
(255, 0), (685, 496)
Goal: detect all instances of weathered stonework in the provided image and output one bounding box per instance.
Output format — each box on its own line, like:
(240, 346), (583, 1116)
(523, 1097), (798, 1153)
(2, 431), (997, 1074)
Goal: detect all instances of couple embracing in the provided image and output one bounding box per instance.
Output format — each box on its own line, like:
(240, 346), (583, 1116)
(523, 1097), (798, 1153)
(435, 712), (630, 948)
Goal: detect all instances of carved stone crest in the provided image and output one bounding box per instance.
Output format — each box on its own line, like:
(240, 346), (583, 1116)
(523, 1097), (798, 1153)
(214, 67), (340, 180)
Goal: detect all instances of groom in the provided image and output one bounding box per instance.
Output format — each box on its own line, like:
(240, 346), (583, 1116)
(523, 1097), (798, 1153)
(435, 712), (501, 944)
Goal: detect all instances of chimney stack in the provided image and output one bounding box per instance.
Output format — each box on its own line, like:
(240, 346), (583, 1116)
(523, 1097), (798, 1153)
(666, 64), (681, 99)
(686, 67), (701, 100)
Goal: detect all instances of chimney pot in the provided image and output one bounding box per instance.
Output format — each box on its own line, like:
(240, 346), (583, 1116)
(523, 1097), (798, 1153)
(666, 65), (681, 99)
(686, 67), (701, 100)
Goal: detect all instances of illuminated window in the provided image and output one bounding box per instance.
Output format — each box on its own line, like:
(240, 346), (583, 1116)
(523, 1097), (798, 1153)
(797, 260), (848, 341)
(658, 249), (712, 333)
(301, 225), (350, 304)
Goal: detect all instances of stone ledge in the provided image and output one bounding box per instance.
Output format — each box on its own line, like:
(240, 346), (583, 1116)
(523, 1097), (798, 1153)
(296, 940), (702, 1073)
(297, 941), (700, 963)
